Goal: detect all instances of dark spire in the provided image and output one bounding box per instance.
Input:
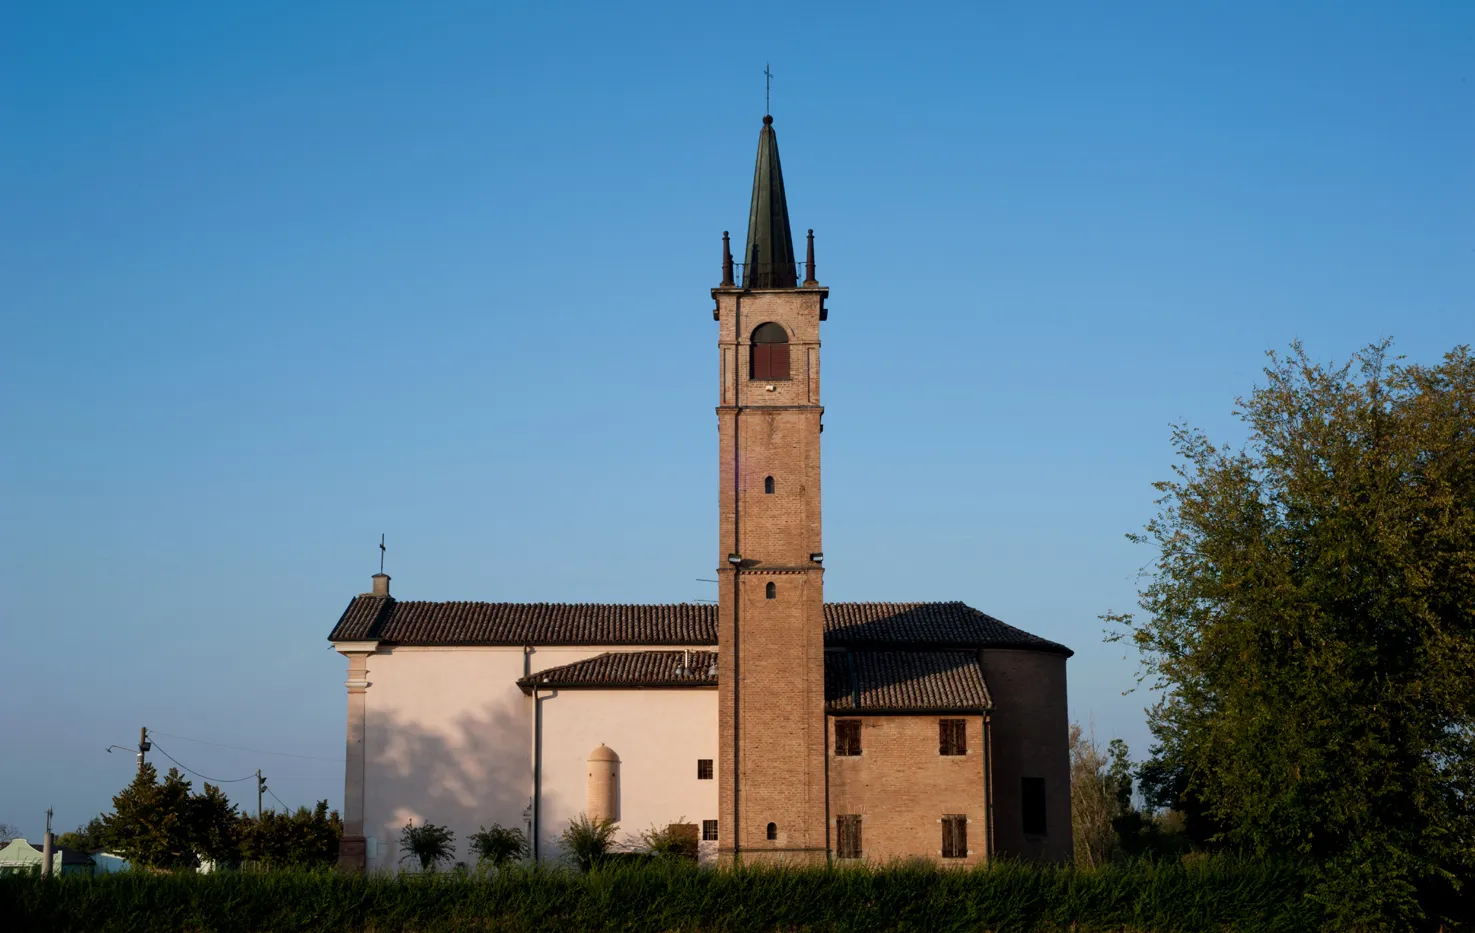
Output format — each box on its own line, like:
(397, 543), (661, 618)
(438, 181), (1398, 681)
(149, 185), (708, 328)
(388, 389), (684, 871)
(744, 115), (797, 289)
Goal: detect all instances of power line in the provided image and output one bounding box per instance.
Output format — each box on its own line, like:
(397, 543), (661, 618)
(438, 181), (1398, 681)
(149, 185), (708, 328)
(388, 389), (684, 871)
(266, 787), (293, 813)
(152, 731), (340, 763)
(149, 740), (257, 784)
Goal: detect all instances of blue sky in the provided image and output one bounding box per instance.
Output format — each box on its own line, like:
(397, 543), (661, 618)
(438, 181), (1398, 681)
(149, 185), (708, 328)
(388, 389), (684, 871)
(2, 1), (1470, 837)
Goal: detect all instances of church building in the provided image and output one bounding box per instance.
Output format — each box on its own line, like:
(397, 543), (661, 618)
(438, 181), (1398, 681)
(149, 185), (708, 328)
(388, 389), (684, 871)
(329, 115), (1072, 871)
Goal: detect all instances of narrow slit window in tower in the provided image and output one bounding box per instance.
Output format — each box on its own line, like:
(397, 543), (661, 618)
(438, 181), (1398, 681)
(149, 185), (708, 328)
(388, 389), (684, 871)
(765, 582), (776, 599)
(750, 323), (790, 380)
(1022, 777), (1048, 835)
(764, 475), (774, 494)
(766, 822), (778, 840)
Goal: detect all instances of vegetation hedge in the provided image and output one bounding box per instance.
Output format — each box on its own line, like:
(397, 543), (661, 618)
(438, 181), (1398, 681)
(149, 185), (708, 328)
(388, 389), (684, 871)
(1, 856), (1325, 933)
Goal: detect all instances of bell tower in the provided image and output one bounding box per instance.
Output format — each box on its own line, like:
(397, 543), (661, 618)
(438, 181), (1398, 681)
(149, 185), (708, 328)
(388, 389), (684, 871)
(714, 114), (829, 862)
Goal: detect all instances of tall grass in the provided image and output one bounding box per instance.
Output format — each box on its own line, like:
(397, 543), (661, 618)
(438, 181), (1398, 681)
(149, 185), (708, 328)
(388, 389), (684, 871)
(1, 855), (1322, 933)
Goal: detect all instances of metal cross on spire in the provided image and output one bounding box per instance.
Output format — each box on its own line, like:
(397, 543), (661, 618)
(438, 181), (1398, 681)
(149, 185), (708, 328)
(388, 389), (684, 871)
(765, 63), (773, 115)
(379, 534), (386, 574)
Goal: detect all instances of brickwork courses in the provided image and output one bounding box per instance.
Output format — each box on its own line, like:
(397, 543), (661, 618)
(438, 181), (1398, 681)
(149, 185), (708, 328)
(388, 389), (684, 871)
(827, 714), (989, 866)
(716, 285), (830, 862)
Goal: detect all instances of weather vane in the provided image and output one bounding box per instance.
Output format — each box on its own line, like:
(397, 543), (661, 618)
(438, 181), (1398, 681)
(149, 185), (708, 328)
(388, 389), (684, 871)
(379, 534), (386, 574)
(765, 63), (773, 115)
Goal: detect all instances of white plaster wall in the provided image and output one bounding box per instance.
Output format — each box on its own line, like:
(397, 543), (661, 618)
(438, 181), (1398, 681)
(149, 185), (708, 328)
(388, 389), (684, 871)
(537, 687), (719, 864)
(359, 646), (713, 871)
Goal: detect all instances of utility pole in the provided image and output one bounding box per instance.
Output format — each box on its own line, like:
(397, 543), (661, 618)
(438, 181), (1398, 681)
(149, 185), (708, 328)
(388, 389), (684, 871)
(40, 808), (53, 878)
(257, 770), (266, 819)
(137, 726), (151, 774)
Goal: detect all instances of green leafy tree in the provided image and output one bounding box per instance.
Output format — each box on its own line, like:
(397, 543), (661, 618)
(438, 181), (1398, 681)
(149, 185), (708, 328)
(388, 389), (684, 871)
(238, 801), (342, 869)
(55, 816), (107, 852)
(101, 765), (199, 869)
(1108, 341), (1475, 929)
(560, 814), (619, 872)
(397, 820), (455, 872)
(468, 823), (527, 867)
(191, 783), (241, 866)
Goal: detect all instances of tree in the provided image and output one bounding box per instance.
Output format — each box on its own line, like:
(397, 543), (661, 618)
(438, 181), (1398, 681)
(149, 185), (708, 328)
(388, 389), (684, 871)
(238, 801), (342, 869)
(191, 783), (241, 866)
(1069, 724), (1120, 868)
(560, 814), (619, 871)
(468, 823), (527, 868)
(101, 765), (199, 869)
(397, 820), (455, 872)
(56, 816), (107, 852)
(0, 823), (19, 844)
(1108, 342), (1475, 929)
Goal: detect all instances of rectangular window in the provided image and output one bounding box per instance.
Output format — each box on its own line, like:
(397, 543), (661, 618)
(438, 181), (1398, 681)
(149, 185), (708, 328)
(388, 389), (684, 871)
(836, 814), (862, 859)
(939, 719), (967, 755)
(697, 759), (713, 780)
(835, 719), (861, 756)
(942, 815), (967, 858)
(702, 820), (718, 841)
(1022, 777), (1047, 835)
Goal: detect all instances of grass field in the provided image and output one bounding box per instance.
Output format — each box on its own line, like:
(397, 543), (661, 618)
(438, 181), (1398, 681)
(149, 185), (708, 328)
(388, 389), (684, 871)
(1, 855), (1322, 933)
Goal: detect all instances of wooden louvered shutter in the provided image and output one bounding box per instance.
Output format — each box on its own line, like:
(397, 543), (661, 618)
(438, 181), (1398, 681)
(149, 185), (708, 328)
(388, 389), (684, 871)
(751, 343), (769, 380)
(769, 342), (789, 379)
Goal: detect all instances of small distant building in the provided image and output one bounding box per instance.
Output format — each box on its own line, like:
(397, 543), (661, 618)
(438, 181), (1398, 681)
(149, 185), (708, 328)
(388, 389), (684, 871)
(0, 839), (101, 876)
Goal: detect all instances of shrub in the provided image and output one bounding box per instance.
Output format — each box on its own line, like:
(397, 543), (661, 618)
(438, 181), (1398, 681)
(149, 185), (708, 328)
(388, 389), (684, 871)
(467, 823), (526, 867)
(639, 820), (698, 861)
(559, 813), (618, 872)
(397, 820), (455, 872)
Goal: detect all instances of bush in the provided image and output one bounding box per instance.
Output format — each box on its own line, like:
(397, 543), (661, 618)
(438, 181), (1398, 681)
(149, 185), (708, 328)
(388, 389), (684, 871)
(467, 823), (526, 868)
(559, 814), (619, 872)
(639, 820), (698, 861)
(396, 820), (454, 872)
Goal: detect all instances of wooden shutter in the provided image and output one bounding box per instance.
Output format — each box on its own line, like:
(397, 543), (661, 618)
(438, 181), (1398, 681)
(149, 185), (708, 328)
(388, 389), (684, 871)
(942, 815), (967, 858)
(939, 719), (966, 755)
(835, 720), (860, 756)
(838, 815), (861, 859)
(769, 342), (789, 379)
(751, 343), (769, 380)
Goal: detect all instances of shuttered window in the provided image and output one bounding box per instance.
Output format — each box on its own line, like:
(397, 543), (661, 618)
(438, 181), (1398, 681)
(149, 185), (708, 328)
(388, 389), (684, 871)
(942, 815), (967, 858)
(697, 759), (713, 780)
(1022, 777), (1048, 835)
(835, 720), (861, 756)
(837, 815), (862, 859)
(750, 323), (790, 380)
(939, 719), (967, 755)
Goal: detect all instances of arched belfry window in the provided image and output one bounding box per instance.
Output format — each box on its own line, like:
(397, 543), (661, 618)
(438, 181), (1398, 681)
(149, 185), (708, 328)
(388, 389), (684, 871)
(764, 476), (774, 494)
(766, 822), (778, 840)
(766, 582), (776, 599)
(750, 323), (790, 381)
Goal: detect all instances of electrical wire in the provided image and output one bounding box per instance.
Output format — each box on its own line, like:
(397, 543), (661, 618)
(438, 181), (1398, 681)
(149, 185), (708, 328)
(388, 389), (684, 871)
(152, 731), (340, 763)
(266, 787), (294, 813)
(149, 740), (257, 784)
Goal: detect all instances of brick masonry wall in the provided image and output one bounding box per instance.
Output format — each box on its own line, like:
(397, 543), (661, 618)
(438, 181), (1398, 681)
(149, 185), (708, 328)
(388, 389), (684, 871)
(716, 287), (829, 861)
(977, 649), (1072, 863)
(827, 714), (988, 865)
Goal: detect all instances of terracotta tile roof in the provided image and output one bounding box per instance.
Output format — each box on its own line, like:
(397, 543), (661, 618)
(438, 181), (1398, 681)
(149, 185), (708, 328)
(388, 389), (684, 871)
(825, 651), (992, 712)
(822, 602), (1070, 654)
(515, 648), (989, 711)
(329, 597), (1070, 656)
(327, 598), (713, 646)
(518, 650), (718, 689)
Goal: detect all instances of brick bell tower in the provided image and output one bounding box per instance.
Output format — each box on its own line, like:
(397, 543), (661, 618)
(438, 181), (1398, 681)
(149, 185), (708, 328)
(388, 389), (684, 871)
(714, 114), (829, 862)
